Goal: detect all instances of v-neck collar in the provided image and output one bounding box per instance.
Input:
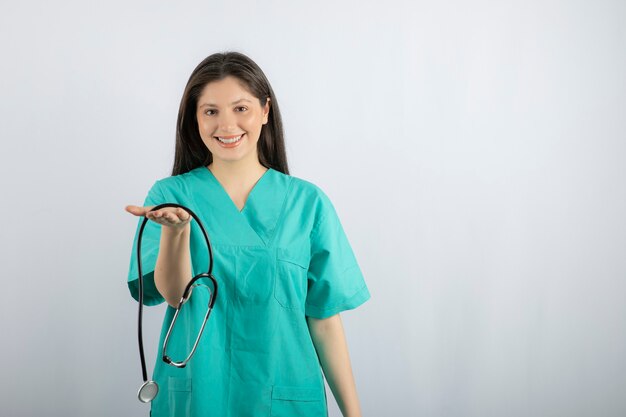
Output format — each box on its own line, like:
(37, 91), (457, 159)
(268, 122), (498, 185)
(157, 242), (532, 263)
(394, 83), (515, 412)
(203, 166), (273, 213)
(190, 166), (292, 247)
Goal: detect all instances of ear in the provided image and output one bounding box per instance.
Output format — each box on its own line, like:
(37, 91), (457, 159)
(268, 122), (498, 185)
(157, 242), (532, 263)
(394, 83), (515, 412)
(263, 97), (271, 124)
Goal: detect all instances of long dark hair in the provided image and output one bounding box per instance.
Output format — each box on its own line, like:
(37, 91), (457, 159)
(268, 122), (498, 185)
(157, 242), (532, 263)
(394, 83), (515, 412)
(171, 51), (289, 176)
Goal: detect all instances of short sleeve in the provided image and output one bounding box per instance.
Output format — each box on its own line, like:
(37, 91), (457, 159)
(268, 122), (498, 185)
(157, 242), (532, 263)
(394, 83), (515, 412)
(127, 180), (165, 306)
(305, 196), (371, 319)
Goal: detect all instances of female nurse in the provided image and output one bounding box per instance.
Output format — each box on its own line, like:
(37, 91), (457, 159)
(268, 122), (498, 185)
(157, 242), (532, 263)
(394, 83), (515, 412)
(125, 51), (370, 417)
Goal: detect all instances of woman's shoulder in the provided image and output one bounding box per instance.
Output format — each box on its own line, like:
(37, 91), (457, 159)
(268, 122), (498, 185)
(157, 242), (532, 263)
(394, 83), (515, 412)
(282, 171), (330, 200)
(151, 167), (334, 209)
(148, 168), (201, 197)
(281, 171), (338, 220)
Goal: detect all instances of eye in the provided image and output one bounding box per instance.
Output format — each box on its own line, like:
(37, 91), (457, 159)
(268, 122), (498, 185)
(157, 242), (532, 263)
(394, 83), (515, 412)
(204, 109), (216, 116)
(235, 106), (247, 112)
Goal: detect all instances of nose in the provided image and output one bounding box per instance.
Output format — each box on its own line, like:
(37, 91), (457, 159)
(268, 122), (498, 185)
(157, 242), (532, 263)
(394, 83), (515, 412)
(217, 111), (238, 132)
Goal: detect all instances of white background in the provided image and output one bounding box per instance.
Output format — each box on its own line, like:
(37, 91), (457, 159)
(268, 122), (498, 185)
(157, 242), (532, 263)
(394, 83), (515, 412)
(1, 1), (625, 416)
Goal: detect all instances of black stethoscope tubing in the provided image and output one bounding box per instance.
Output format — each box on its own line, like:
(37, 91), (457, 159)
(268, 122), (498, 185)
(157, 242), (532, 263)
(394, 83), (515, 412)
(136, 203), (218, 402)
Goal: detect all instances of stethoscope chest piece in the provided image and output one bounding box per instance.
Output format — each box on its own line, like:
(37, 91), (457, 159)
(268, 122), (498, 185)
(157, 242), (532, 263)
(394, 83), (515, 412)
(138, 380), (159, 403)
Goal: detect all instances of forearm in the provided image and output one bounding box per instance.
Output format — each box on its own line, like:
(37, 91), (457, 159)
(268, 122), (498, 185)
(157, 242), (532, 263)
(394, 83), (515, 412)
(154, 224), (192, 307)
(307, 314), (362, 417)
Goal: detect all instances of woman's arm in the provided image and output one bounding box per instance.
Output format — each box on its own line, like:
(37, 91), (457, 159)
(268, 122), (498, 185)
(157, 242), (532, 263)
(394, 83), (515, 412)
(125, 205), (192, 308)
(307, 313), (363, 417)
(154, 223), (192, 308)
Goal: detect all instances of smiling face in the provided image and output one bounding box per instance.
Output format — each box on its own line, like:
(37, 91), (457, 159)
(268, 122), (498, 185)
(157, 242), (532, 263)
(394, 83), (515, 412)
(196, 76), (271, 167)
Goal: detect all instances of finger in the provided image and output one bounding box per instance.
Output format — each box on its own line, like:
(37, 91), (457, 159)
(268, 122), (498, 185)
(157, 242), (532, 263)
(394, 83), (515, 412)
(145, 210), (162, 222)
(149, 212), (169, 225)
(126, 205), (155, 216)
(125, 205), (144, 215)
(166, 211), (182, 224)
(177, 208), (190, 222)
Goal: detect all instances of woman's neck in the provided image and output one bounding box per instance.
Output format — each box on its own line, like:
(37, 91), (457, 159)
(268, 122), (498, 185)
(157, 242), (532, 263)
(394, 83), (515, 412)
(207, 159), (268, 189)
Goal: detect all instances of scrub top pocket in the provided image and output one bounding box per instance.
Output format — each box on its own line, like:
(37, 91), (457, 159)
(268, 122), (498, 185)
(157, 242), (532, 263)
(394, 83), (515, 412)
(167, 377), (192, 417)
(270, 385), (326, 417)
(274, 247), (309, 311)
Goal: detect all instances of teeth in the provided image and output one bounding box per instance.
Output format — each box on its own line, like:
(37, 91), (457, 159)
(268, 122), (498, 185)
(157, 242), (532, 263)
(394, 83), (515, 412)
(216, 135), (243, 144)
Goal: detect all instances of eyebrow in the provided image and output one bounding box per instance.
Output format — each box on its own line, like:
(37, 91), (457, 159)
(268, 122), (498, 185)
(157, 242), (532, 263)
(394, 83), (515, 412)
(199, 98), (252, 107)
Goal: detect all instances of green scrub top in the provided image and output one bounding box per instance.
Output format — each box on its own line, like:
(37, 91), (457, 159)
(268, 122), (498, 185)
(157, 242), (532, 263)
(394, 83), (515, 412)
(127, 166), (370, 417)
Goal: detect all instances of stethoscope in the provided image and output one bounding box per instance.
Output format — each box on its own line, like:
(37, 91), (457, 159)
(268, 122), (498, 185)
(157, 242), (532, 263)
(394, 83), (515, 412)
(135, 203), (218, 403)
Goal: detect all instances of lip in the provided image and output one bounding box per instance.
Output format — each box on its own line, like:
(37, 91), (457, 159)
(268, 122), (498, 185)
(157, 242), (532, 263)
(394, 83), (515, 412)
(214, 133), (245, 148)
(214, 133), (245, 139)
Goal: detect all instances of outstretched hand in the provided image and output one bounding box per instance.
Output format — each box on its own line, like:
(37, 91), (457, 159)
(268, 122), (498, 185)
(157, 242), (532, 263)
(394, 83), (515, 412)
(125, 205), (192, 230)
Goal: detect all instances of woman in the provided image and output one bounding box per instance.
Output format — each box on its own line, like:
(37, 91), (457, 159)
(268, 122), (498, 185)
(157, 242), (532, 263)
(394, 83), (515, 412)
(125, 51), (370, 417)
